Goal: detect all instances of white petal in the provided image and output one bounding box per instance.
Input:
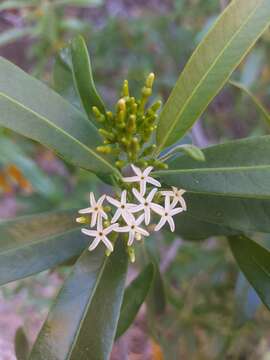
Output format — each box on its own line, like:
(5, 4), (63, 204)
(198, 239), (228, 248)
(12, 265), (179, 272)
(161, 191), (173, 197)
(102, 236), (114, 252)
(91, 212), (97, 227)
(96, 218), (103, 231)
(130, 204), (145, 213)
(123, 176), (140, 183)
(128, 230), (135, 246)
(81, 228), (97, 237)
(97, 194), (106, 206)
(144, 208), (151, 225)
(90, 192), (96, 206)
(178, 197), (187, 211)
(140, 180), (146, 196)
(106, 196), (120, 207)
(165, 195), (170, 209)
(79, 207), (93, 214)
(170, 207), (184, 216)
(154, 217), (166, 232)
(147, 177), (161, 188)
(104, 223), (118, 235)
(143, 166), (153, 176)
(135, 213), (145, 226)
(111, 209), (121, 223)
(122, 210), (135, 224)
(115, 225), (130, 233)
(132, 188), (145, 203)
(100, 210), (108, 219)
(88, 236), (101, 251)
(147, 187), (158, 202)
(150, 203), (164, 215)
(168, 216), (175, 232)
(131, 164), (142, 176)
(135, 226), (149, 237)
(121, 190), (127, 203)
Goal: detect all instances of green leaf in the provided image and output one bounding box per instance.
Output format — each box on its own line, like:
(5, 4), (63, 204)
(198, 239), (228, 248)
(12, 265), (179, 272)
(175, 212), (237, 240)
(0, 137), (58, 199)
(0, 27), (34, 47)
(29, 240), (128, 360)
(155, 136), (270, 199)
(70, 35), (106, 121)
(0, 57), (118, 177)
(54, 0), (103, 6)
(0, 210), (88, 285)
(116, 263), (154, 338)
(156, 0), (270, 150)
(230, 80), (270, 127)
(15, 327), (30, 360)
(228, 235), (270, 310)
(184, 193), (270, 234)
(160, 144), (205, 162)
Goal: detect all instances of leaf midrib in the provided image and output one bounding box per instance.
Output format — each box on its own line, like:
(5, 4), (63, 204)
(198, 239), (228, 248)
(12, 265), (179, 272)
(0, 91), (119, 175)
(157, 0), (262, 151)
(155, 164), (270, 175)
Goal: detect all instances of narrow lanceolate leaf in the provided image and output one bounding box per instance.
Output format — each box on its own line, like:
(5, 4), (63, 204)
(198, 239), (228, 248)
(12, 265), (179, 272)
(156, 0), (270, 150)
(0, 57), (118, 177)
(229, 235), (270, 310)
(30, 241), (128, 360)
(0, 210), (87, 285)
(155, 136), (270, 199)
(15, 327), (30, 360)
(71, 35), (106, 121)
(230, 80), (270, 127)
(116, 263), (154, 338)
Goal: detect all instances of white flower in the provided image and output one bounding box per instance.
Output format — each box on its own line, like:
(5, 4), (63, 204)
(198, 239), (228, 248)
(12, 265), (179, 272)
(161, 186), (187, 210)
(106, 190), (137, 223)
(115, 214), (149, 246)
(154, 196), (184, 232)
(132, 188), (161, 225)
(79, 192), (107, 227)
(81, 221), (118, 252)
(123, 165), (161, 195)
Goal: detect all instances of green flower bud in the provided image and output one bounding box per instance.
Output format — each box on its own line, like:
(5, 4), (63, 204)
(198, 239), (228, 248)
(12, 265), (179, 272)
(115, 160), (126, 169)
(96, 145), (112, 154)
(127, 246), (135, 263)
(99, 129), (115, 142)
(127, 114), (136, 133)
(146, 72), (155, 88)
(122, 80), (129, 97)
(117, 98), (126, 112)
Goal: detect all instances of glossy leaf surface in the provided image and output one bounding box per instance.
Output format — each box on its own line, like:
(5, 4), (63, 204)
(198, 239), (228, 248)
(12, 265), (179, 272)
(0, 57), (118, 176)
(155, 136), (270, 199)
(30, 240), (128, 360)
(116, 263), (154, 338)
(156, 0), (270, 150)
(229, 235), (270, 310)
(0, 210), (87, 285)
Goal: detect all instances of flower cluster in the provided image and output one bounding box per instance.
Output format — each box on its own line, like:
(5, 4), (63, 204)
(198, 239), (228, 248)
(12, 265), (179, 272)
(77, 166), (186, 257)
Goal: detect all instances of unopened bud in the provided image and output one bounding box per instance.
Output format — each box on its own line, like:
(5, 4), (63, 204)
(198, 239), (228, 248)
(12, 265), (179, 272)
(122, 80), (129, 97)
(96, 145), (112, 154)
(127, 115), (136, 133)
(115, 160), (125, 169)
(99, 129), (115, 142)
(146, 72), (155, 88)
(117, 98), (126, 112)
(105, 248), (113, 257)
(76, 216), (88, 224)
(127, 246), (135, 263)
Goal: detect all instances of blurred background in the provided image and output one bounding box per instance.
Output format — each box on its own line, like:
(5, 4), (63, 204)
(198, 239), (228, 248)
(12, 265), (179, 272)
(1, 0), (270, 359)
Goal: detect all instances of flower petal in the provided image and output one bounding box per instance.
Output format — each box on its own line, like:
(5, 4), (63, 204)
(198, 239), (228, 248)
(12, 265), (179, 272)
(121, 190), (127, 203)
(81, 228), (97, 237)
(168, 216), (175, 232)
(147, 187), (158, 202)
(111, 208), (121, 223)
(140, 180), (146, 196)
(131, 164), (142, 176)
(123, 176), (140, 183)
(88, 236), (100, 251)
(151, 203), (164, 215)
(135, 226), (149, 237)
(132, 188), (145, 203)
(143, 166), (153, 176)
(154, 217), (166, 232)
(106, 195), (121, 208)
(144, 207), (151, 225)
(115, 225), (130, 233)
(170, 207), (184, 216)
(97, 194), (106, 206)
(102, 236), (114, 252)
(79, 207), (93, 214)
(90, 192), (96, 206)
(128, 230), (135, 246)
(91, 212), (97, 227)
(147, 177), (161, 188)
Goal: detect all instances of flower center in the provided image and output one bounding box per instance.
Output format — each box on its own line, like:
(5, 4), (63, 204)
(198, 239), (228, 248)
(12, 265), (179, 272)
(131, 225), (135, 229)
(165, 212), (168, 217)
(144, 202), (148, 206)
(141, 176), (145, 180)
(94, 207), (98, 211)
(121, 205), (125, 209)
(99, 232), (103, 236)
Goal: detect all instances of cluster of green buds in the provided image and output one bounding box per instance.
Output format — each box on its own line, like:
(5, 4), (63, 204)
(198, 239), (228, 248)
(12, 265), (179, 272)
(93, 73), (167, 171)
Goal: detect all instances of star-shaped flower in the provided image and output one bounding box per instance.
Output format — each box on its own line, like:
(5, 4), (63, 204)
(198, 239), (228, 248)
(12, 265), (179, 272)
(161, 186), (187, 210)
(115, 214), (149, 246)
(123, 165), (161, 195)
(106, 190), (137, 223)
(81, 221), (118, 252)
(79, 192), (107, 227)
(132, 188), (161, 225)
(154, 196), (184, 232)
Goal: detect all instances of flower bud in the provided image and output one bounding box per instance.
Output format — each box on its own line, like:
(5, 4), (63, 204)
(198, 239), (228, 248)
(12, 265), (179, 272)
(127, 246), (136, 263)
(76, 216), (88, 224)
(122, 80), (129, 97)
(96, 145), (112, 154)
(146, 72), (155, 88)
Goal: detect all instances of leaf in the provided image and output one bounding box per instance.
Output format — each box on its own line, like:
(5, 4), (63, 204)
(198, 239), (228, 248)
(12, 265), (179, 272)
(0, 210), (88, 285)
(0, 137), (58, 199)
(228, 235), (270, 310)
(54, 0), (103, 6)
(0, 27), (34, 47)
(70, 35), (106, 121)
(183, 193), (270, 234)
(15, 327), (30, 360)
(156, 0), (270, 150)
(230, 80), (270, 127)
(160, 144), (205, 162)
(29, 240), (128, 360)
(155, 136), (270, 199)
(116, 263), (154, 338)
(0, 57), (118, 177)
(175, 212), (237, 241)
